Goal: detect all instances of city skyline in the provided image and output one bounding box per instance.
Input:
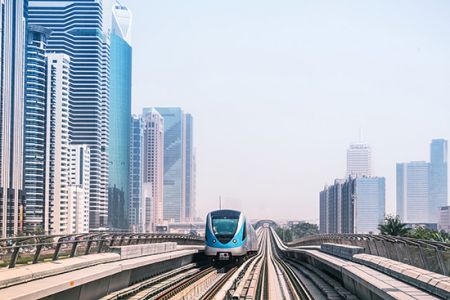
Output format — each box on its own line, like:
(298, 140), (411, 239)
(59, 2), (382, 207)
(106, 0), (450, 220)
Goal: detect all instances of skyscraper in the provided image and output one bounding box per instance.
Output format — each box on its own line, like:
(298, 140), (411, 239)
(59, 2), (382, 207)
(346, 143), (371, 178)
(129, 116), (142, 232)
(23, 25), (51, 233)
(29, 0), (111, 229)
(44, 53), (71, 234)
(320, 177), (385, 234)
(0, 0), (27, 237)
(142, 109), (164, 230)
(108, 1), (132, 230)
(353, 177), (385, 234)
(429, 139), (448, 222)
(397, 162), (431, 224)
(185, 114), (195, 221)
(154, 108), (187, 223)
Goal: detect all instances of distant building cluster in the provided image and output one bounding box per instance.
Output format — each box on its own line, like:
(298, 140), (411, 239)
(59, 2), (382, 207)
(397, 139), (448, 229)
(320, 143), (385, 234)
(0, 1), (196, 238)
(320, 139), (450, 234)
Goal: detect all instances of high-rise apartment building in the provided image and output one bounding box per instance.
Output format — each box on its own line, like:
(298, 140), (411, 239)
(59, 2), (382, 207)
(29, 0), (111, 229)
(185, 114), (195, 221)
(108, 2), (132, 230)
(154, 108), (186, 223)
(142, 109), (164, 230)
(23, 25), (51, 233)
(346, 143), (371, 178)
(129, 116), (143, 232)
(44, 53), (71, 234)
(429, 139), (448, 222)
(67, 145), (90, 234)
(396, 162), (430, 224)
(320, 177), (385, 234)
(0, 0), (27, 237)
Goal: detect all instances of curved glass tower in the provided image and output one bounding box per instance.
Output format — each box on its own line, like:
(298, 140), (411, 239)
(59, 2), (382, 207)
(108, 2), (132, 230)
(23, 25), (51, 233)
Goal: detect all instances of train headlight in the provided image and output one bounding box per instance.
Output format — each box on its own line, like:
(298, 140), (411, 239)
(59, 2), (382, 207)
(212, 239), (216, 243)
(233, 239), (237, 243)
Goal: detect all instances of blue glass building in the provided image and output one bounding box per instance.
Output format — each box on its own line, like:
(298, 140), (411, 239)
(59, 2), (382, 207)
(429, 139), (448, 222)
(28, 0), (111, 229)
(108, 2), (132, 230)
(154, 108), (185, 222)
(185, 114), (195, 220)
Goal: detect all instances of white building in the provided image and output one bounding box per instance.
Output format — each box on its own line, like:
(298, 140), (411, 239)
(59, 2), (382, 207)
(438, 206), (450, 232)
(346, 143), (372, 178)
(68, 145), (91, 234)
(396, 161), (431, 224)
(142, 109), (164, 230)
(44, 53), (71, 234)
(142, 183), (153, 233)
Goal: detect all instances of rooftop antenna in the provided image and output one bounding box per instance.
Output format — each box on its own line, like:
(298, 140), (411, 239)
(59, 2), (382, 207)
(359, 127), (364, 143)
(219, 196), (222, 210)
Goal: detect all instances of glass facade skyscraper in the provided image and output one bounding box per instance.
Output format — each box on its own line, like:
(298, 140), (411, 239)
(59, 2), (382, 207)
(23, 25), (51, 233)
(397, 161), (430, 223)
(184, 114), (195, 221)
(429, 139), (448, 222)
(0, 0), (27, 237)
(108, 2), (132, 230)
(28, 0), (111, 229)
(154, 108), (185, 223)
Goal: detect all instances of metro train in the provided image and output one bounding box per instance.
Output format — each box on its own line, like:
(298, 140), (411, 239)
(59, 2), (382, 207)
(205, 209), (258, 262)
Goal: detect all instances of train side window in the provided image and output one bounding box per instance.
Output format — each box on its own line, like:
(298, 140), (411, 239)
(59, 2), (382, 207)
(242, 222), (247, 240)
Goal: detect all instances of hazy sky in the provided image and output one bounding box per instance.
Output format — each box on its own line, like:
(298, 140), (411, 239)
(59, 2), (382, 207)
(105, 0), (450, 222)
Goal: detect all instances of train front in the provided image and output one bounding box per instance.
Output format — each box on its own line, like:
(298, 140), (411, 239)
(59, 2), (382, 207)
(205, 209), (246, 261)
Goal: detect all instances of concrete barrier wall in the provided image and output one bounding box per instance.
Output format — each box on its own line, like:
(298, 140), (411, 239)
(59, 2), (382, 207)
(109, 242), (177, 259)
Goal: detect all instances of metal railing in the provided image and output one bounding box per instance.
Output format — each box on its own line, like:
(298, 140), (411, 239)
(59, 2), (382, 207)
(288, 234), (450, 276)
(0, 232), (203, 268)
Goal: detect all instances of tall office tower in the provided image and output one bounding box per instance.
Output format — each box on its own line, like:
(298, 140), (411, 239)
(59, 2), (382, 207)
(67, 145), (91, 234)
(341, 179), (355, 233)
(352, 177), (385, 233)
(142, 109), (164, 230)
(319, 180), (344, 234)
(184, 114), (195, 221)
(44, 53), (71, 234)
(319, 188), (328, 234)
(0, 0), (27, 237)
(29, 0), (111, 229)
(429, 139), (448, 223)
(108, 1), (132, 230)
(23, 25), (51, 233)
(129, 116), (143, 232)
(346, 143), (372, 178)
(397, 162), (431, 224)
(155, 108), (186, 223)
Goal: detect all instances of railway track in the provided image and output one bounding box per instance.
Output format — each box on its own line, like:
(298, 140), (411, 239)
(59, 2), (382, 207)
(103, 227), (320, 300)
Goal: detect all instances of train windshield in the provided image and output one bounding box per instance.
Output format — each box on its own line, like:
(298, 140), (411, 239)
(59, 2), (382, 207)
(211, 210), (240, 237)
